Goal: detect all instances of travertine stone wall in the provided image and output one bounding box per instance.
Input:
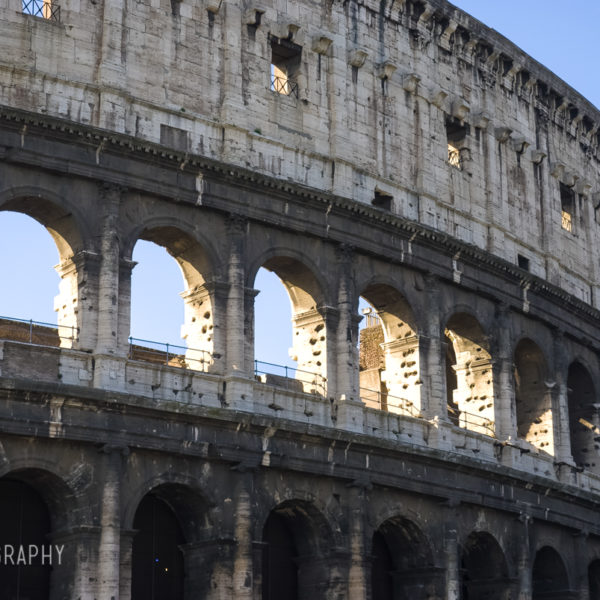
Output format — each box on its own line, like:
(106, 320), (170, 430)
(1, 0), (599, 305)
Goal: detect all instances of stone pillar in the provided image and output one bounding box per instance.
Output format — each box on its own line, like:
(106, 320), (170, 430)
(118, 530), (136, 600)
(54, 250), (101, 352)
(334, 244), (363, 431)
(219, 2), (245, 128)
(116, 257), (136, 358)
(225, 215), (248, 376)
(444, 510), (460, 600)
(517, 514), (532, 600)
(421, 274), (446, 419)
(493, 304), (518, 440)
(50, 526), (101, 600)
(96, 184), (123, 356)
(346, 482), (369, 599)
(573, 531), (590, 600)
(96, 444), (128, 600)
(552, 330), (573, 464)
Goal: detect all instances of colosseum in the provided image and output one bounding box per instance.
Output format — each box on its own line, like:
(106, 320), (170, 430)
(0, 0), (599, 597)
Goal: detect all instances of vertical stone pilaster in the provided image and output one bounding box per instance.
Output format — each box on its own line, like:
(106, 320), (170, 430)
(232, 486), (254, 599)
(573, 530), (590, 600)
(493, 303), (517, 441)
(346, 482), (369, 600)
(96, 184), (123, 357)
(225, 214), (248, 376)
(96, 444), (129, 600)
(421, 274), (446, 419)
(117, 257), (136, 357)
(118, 530), (136, 600)
(220, 2), (245, 128)
(552, 330), (573, 465)
(517, 514), (532, 600)
(443, 507), (460, 600)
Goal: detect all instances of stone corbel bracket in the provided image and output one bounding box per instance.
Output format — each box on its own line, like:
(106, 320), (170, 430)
(272, 21), (302, 42)
(472, 111), (490, 130)
(402, 73), (420, 94)
(205, 0), (222, 13)
(429, 86), (448, 109)
(511, 136), (530, 155)
(529, 148), (547, 164)
(562, 170), (578, 188)
(576, 179), (592, 196)
(451, 98), (470, 123)
(438, 20), (457, 50)
(376, 60), (397, 80)
(494, 127), (512, 143)
(549, 161), (566, 179)
(348, 48), (368, 68)
(312, 34), (333, 55)
(243, 5), (266, 25)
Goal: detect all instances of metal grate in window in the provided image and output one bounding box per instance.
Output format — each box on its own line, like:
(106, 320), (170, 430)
(22, 0), (60, 21)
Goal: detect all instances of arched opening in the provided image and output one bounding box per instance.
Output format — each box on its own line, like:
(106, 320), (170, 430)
(514, 339), (553, 454)
(0, 201), (83, 350)
(130, 227), (217, 372)
(358, 284), (421, 416)
(460, 532), (509, 600)
(567, 362), (598, 472)
(445, 313), (495, 436)
(131, 493), (186, 600)
(589, 559), (600, 600)
(532, 546), (570, 599)
(0, 479), (52, 600)
(371, 517), (438, 600)
(253, 257), (327, 395)
(261, 501), (331, 600)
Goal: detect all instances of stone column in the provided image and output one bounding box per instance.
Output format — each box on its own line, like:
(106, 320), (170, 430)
(219, 2), (245, 128)
(492, 304), (517, 440)
(116, 257), (136, 358)
(421, 274), (446, 419)
(517, 514), (532, 600)
(118, 530), (136, 600)
(552, 330), (573, 465)
(346, 482), (369, 599)
(232, 486), (254, 599)
(225, 215), (248, 376)
(95, 184), (123, 356)
(334, 244), (363, 431)
(443, 505), (460, 600)
(96, 444), (128, 600)
(573, 530), (590, 600)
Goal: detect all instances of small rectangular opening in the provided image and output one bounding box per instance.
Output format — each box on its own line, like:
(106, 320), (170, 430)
(372, 190), (393, 211)
(517, 254), (529, 271)
(446, 118), (469, 170)
(270, 35), (302, 97)
(22, 0), (59, 20)
(560, 183), (574, 232)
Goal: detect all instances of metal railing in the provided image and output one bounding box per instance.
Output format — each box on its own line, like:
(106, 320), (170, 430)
(271, 74), (298, 98)
(359, 387), (422, 419)
(128, 337), (212, 372)
(447, 404), (495, 437)
(0, 316), (76, 347)
(254, 360), (327, 396)
(22, 0), (60, 21)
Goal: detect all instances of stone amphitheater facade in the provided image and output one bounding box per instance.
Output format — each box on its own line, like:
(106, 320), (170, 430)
(1, 0), (600, 598)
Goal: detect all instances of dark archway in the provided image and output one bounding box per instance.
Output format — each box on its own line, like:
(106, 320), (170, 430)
(589, 559), (600, 600)
(261, 501), (332, 600)
(532, 546), (570, 599)
(371, 517), (438, 600)
(568, 362), (598, 471)
(514, 339), (553, 454)
(131, 493), (186, 600)
(460, 532), (509, 600)
(0, 479), (52, 600)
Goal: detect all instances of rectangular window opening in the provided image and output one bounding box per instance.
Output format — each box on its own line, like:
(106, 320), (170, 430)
(517, 254), (530, 271)
(560, 183), (574, 232)
(270, 35), (302, 98)
(446, 118), (469, 170)
(22, 0), (60, 20)
(372, 190), (393, 211)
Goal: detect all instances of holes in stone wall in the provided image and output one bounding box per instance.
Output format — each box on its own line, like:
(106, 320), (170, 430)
(568, 362), (598, 472)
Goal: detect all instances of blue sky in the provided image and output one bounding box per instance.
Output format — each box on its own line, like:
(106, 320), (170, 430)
(1, 2), (597, 369)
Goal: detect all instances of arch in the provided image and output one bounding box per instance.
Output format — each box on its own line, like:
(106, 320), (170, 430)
(589, 559), (600, 600)
(260, 499), (335, 600)
(371, 516), (439, 600)
(0, 191), (90, 349)
(567, 361), (599, 472)
(359, 282), (422, 415)
(252, 253), (329, 394)
(0, 478), (51, 600)
(532, 546), (570, 598)
(445, 313), (495, 436)
(460, 531), (509, 600)
(131, 489), (187, 600)
(129, 225), (221, 372)
(514, 338), (554, 454)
